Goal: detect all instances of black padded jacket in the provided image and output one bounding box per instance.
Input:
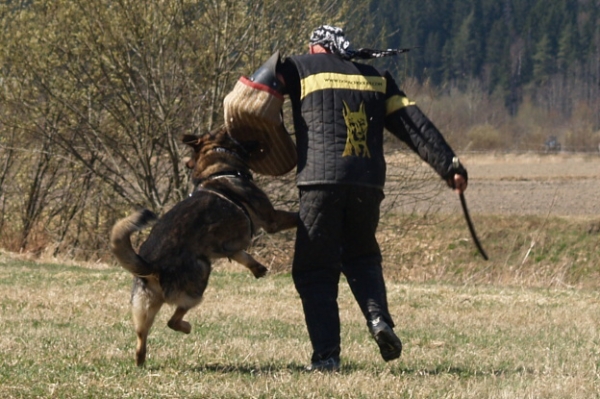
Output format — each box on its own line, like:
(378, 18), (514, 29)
(279, 53), (460, 189)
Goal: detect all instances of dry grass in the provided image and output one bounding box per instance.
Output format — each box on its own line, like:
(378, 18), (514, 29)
(1, 249), (600, 398)
(2, 152), (600, 398)
(247, 212), (600, 289)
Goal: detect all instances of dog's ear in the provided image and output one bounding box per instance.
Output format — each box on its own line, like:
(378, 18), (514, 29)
(182, 134), (201, 149)
(185, 157), (196, 169)
(182, 135), (201, 169)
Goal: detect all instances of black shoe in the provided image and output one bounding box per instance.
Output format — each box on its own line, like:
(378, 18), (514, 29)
(369, 318), (402, 361)
(305, 357), (340, 372)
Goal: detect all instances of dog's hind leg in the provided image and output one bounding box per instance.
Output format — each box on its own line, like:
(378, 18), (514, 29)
(167, 307), (192, 334)
(230, 250), (268, 278)
(131, 288), (163, 367)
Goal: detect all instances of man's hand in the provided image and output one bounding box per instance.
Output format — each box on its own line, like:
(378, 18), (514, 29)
(452, 174), (467, 194)
(447, 157), (467, 194)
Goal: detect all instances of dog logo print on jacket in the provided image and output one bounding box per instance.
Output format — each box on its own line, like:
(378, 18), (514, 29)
(342, 101), (371, 158)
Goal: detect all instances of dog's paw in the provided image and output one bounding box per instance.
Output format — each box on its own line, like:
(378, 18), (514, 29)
(179, 321), (192, 334)
(168, 319), (192, 334)
(252, 264), (269, 279)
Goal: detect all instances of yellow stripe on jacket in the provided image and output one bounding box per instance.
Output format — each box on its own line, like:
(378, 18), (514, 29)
(301, 73), (386, 99)
(385, 94), (416, 116)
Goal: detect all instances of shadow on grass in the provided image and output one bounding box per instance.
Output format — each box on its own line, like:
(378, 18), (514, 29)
(147, 361), (533, 377)
(351, 363), (535, 378)
(386, 365), (532, 378)
(186, 362), (308, 374)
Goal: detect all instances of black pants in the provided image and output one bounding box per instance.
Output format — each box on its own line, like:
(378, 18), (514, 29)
(292, 185), (395, 362)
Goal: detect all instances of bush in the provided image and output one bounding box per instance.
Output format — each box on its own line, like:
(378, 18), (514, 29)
(563, 128), (600, 152)
(465, 124), (505, 151)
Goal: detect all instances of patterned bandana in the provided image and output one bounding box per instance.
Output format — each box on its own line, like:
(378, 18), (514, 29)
(309, 25), (416, 60)
(310, 25), (353, 58)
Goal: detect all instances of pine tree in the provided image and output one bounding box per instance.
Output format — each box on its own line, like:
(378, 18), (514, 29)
(532, 34), (555, 84)
(557, 22), (579, 74)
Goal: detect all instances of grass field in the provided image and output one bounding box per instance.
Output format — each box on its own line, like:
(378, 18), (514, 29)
(1, 240), (599, 399)
(1, 153), (599, 398)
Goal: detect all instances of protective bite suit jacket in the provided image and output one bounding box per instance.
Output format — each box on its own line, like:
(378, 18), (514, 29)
(282, 53), (460, 189)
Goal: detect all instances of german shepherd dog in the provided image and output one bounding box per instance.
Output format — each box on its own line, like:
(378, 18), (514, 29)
(110, 127), (298, 366)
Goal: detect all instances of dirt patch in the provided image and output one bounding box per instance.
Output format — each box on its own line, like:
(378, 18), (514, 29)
(384, 152), (600, 217)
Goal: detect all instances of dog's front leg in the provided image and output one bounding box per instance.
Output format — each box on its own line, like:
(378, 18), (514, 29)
(261, 210), (299, 234)
(230, 250), (268, 278)
(274, 210), (299, 232)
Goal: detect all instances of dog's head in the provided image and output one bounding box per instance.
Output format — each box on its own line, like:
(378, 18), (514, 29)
(182, 126), (259, 182)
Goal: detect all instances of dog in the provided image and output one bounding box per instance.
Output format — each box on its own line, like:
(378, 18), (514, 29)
(110, 126), (298, 366)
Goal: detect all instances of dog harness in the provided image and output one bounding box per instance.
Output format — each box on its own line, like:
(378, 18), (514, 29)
(192, 146), (253, 188)
(194, 175), (255, 235)
(194, 170), (253, 187)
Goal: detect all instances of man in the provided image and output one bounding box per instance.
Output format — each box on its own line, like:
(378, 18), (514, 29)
(244, 25), (468, 371)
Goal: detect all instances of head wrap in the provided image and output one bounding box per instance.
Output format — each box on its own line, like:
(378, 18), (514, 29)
(310, 25), (352, 58)
(309, 25), (416, 60)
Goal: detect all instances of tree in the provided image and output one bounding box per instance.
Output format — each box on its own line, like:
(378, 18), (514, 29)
(0, 0), (363, 257)
(533, 34), (555, 85)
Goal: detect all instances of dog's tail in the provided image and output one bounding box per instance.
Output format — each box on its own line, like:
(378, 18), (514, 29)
(110, 209), (158, 277)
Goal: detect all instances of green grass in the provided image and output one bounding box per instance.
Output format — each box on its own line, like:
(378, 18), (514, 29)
(1, 247), (600, 399)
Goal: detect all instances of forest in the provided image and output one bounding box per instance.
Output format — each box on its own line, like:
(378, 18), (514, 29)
(0, 0), (598, 259)
(370, 0), (600, 119)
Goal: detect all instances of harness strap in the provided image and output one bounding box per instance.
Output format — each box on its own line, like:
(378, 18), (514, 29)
(193, 183), (254, 234)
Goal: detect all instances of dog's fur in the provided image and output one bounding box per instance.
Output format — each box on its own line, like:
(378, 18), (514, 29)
(110, 127), (298, 366)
